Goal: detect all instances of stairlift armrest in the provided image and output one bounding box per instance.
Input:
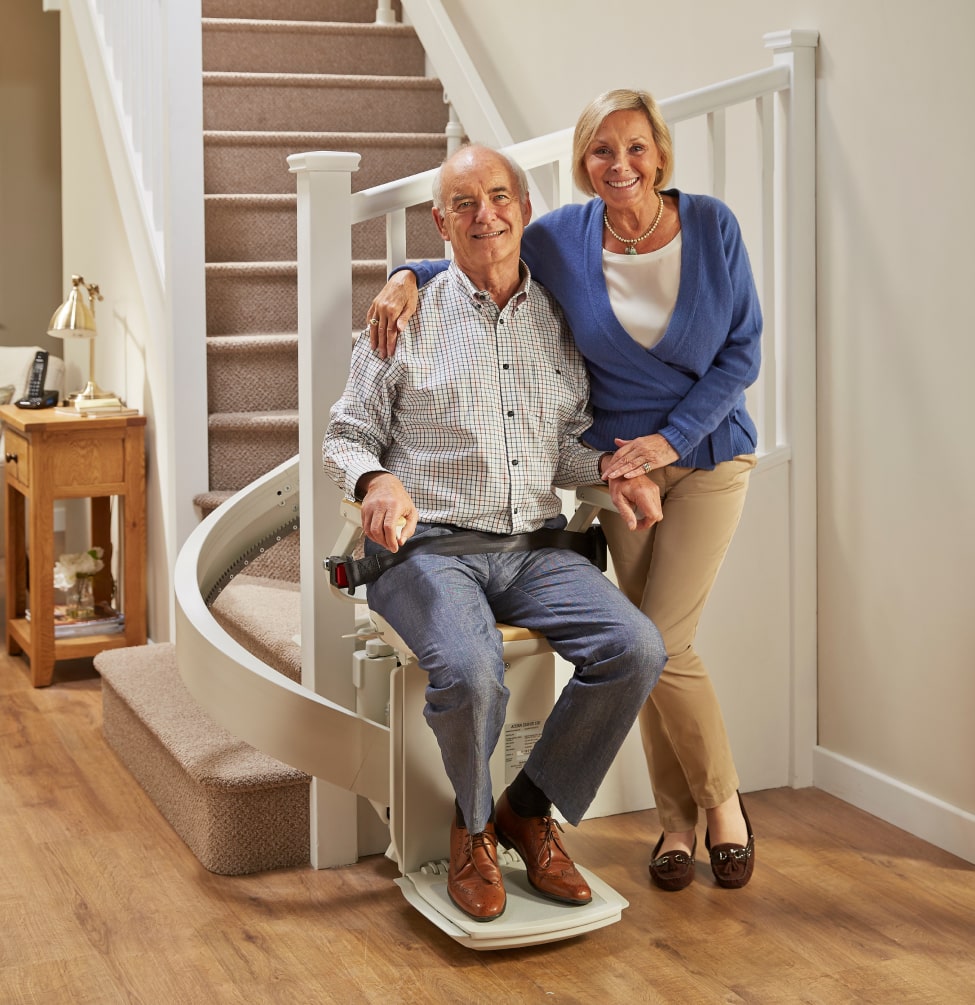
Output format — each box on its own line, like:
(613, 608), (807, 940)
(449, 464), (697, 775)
(326, 499), (366, 601)
(565, 484), (618, 533)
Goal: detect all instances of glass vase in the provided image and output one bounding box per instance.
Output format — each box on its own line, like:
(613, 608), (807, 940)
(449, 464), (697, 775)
(68, 574), (96, 620)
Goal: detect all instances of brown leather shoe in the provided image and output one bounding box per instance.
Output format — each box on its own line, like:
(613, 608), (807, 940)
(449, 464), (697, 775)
(495, 790), (592, 905)
(447, 819), (506, 921)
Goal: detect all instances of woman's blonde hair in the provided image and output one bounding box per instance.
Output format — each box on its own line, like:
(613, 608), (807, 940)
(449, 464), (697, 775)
(572, 88), (674, 196)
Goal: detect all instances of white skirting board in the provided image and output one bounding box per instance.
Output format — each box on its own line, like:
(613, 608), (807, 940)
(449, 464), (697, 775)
(813, 746), (975, 865)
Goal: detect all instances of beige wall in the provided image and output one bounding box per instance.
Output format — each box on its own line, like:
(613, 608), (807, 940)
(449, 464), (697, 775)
(446, 0), (975, 843)
(0, 0), (62, 358)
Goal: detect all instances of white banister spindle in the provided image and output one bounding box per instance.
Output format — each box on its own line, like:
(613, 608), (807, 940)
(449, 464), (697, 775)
(386, 209), (408, 275)
(707, 109), (727, 200)
(445, 100), (464, 157)
(289, 151), (363, 869)
(756, 92), (777, 456)
(375, 0), (396, 24)
(764, 29), (820, 789)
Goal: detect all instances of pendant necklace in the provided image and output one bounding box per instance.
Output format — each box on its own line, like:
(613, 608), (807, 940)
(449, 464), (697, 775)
(604, 191), (665, 255)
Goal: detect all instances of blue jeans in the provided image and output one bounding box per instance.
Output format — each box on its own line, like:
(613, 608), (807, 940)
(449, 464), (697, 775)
(364, 522), (666, 835)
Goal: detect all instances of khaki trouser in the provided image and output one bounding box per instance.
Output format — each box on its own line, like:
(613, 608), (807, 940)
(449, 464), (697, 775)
(599, 454), (757, 833)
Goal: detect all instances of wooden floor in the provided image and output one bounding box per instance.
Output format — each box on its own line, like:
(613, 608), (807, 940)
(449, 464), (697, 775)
(2, 652), (974, 1005)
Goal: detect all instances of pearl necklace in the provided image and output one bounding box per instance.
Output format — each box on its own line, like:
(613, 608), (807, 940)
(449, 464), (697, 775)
(603, 191), (665, 255)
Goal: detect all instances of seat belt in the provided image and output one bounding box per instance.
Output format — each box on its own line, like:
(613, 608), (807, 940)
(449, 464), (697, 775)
(326, 524), (606, 595)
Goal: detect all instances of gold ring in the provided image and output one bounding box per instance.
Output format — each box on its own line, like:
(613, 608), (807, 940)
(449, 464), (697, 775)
(369, 317), (380, 326)
(643, 462), (652, 475)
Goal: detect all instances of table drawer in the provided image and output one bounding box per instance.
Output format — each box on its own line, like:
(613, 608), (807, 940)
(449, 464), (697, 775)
(3, 430), (29, 486)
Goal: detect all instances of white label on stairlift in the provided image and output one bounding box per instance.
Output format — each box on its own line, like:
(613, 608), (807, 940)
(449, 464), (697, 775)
(504, 719), (543, 783)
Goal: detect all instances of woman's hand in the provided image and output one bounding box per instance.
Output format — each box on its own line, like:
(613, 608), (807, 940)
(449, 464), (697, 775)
(365, 271), (419, 359)
(357, 472), (418, 552)
(603, 434), (679, 480)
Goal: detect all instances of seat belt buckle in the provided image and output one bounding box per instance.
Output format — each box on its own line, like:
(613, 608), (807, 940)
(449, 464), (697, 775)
(324, 555), (356, 595)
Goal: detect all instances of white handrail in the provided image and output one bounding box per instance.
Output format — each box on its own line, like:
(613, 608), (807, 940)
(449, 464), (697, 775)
(401, 0), (514, 148)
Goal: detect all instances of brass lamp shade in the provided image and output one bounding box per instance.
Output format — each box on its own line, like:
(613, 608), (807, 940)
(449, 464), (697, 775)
(47, 278), (97, 339)
(46, 275), (120, 408)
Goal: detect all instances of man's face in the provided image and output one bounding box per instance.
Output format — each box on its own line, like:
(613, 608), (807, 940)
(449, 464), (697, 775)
(432, 148), (531, 279)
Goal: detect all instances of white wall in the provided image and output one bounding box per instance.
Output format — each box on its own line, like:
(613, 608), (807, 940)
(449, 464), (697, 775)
(448, 0), (975, 857)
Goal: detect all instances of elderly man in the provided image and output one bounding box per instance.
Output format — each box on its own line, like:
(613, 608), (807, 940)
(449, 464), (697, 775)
(324, 144), (666, 922)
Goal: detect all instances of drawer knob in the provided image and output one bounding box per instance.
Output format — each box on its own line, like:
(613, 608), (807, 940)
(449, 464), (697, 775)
(4, 453), (17, 463)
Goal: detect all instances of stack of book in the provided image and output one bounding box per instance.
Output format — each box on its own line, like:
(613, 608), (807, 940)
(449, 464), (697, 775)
(56, 399), (139, 417)
(27, 601), (125, 638)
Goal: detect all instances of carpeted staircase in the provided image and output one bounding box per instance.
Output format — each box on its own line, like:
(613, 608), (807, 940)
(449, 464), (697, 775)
(98, 0), (453, 874)
(197, 0), (447, 521)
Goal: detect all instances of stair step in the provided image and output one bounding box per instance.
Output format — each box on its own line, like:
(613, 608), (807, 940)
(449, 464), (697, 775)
(206, 260), (387, 334)
(212, 574), (303, 674)
(204, 130), (448, 195)
(203, 72), (448, 133)
(97, 643), (309, 876)
(203, 19), (426, 76)
(206, 332), (298, 412)
(208, 409), (300, 491)
(205, 193), (443, 262)
(203, 0), (399, 21)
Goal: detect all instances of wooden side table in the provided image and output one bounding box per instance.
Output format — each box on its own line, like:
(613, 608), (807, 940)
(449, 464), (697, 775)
(1, 404), (147, 687)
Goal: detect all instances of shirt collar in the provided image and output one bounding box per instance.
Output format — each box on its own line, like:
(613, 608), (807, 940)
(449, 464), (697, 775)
(447, 259), (532, 309)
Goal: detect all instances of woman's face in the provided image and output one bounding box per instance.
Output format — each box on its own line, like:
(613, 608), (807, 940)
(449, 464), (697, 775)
(584, 109), (663, 213)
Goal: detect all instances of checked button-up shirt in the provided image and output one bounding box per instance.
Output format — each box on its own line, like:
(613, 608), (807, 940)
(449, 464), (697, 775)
(323, 261), (604, 535)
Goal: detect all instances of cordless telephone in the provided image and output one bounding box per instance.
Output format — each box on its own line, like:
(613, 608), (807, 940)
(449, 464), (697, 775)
(15, 350), (60, 409)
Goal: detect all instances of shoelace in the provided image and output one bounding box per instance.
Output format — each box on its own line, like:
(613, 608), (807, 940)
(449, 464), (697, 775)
(466, 831), (500, 880)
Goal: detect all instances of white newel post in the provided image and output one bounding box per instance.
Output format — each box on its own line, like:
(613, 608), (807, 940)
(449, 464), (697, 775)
(763, 29), (820, 788)
(290, 151), (362, 868)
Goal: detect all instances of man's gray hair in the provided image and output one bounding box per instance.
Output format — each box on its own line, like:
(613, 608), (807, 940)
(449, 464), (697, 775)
(431, 144), (530, 211)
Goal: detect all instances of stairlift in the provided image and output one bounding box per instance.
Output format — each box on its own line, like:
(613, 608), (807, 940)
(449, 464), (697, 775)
(328, 487), (629, 950)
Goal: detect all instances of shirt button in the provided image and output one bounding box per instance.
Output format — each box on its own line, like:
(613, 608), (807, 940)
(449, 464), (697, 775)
(502, 363), (509, 370)
(507, 410), (514, 417)
(511, 459), (519, 465)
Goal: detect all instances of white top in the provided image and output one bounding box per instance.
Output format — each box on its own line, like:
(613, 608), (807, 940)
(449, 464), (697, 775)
(602, 232), (682, 349)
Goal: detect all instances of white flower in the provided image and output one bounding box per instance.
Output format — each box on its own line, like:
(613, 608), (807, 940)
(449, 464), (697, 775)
(53, 547), (105, 589)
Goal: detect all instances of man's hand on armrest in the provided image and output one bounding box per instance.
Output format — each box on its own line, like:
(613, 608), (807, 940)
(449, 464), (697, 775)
(365, 271), (419, 359)
(606, 472), (663, 532)
(357, 471), (418, 552)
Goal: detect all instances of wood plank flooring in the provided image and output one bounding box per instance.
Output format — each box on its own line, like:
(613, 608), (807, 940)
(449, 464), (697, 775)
(1, 653), (973, 1004)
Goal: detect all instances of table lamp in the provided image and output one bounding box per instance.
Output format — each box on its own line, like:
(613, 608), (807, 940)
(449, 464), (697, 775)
(47, 274), (121, 409)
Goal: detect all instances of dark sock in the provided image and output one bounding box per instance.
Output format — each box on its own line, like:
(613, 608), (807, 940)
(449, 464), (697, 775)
(507, 770), (551, 819)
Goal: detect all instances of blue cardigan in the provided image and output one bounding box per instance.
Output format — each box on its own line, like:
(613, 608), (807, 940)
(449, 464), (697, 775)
(405, 190), (762, 469)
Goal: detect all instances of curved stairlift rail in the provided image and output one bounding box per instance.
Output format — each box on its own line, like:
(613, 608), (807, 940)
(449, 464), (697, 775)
(174, 457), (390, 808)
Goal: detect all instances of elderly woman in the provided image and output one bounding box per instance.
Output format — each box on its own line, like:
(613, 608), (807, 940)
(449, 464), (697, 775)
(366, 88), (761, 891)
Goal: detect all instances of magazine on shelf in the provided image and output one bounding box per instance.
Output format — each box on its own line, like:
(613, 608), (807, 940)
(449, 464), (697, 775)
(26, 601), (126, 638)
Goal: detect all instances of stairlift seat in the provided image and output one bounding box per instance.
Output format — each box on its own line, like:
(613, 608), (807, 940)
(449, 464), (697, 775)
(330, 488), (628, 949)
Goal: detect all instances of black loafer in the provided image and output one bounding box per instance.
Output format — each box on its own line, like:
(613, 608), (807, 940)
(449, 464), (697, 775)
(649, 832), (697, 891)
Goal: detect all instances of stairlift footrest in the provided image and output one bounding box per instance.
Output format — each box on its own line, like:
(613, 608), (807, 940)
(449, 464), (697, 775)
(396, 860), (628, 950)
